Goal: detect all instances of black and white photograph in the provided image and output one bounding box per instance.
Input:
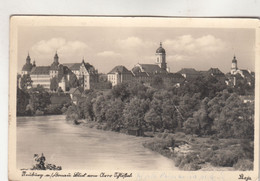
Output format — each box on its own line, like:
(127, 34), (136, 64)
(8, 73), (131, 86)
(9, 16), (259, 181)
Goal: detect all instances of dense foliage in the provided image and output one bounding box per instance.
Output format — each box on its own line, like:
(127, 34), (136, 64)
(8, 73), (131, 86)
(17, 85), (71, 116)
(65, 75), (254, 140)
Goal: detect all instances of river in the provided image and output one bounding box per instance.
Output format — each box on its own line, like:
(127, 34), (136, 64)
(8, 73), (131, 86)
(17, 115), (178, 170)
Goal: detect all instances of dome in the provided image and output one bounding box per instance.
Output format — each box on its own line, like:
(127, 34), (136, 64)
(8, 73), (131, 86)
(156, 42), (166, 54)
(22, 63), (33, 72)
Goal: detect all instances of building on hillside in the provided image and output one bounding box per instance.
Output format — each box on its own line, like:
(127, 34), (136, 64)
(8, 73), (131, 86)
(30, 66), (51, 89)
(108, 42), (185, 87)
(20, 52), (98, 91)
(200, 68), (226, 83)
(107, 65), (133, 86)
(226, 56), (254, 86)
(177, 68), (200, 81)
(69, 87), (83, 104)
(64, 59), (99, 90)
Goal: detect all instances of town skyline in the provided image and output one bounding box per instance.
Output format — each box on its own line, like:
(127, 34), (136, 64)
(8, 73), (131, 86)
(18, 26), (255, 74)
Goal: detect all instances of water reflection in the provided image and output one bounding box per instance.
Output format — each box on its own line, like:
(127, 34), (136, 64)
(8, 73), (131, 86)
(17, 115), (178, 170)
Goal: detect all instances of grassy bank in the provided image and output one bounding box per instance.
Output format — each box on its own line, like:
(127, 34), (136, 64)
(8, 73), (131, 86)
(68, 119), (253, 171)
(142, 132), (253, 171)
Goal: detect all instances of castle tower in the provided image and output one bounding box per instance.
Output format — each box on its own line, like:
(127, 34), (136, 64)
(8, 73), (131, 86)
(33, 60), (36, 67)
(54, 51), (59, 64)
(155, 42), (167, 71)
(50, 51), (60, 78)
(21, 53), (33, 75)
(231, 55), (238, 75)
(26, 53), (31, 64)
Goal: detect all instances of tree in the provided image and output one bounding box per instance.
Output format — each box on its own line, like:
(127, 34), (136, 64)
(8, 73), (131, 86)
(213, 93), (254, 139)
(16, 87), (30, 116)
(93, 95), (108, 122)
(111, 82), (130, 101)
(123, 97), (150, 129)
(105, 99), (125, 131)
(145, 91), (179, 132)
(50, 77), (59, 91)
(192, 97), (213, 135)
(127, 82), (148, 99)
(151, 76), (164, 89)
(28, 85), (51, 113)
(20, 74), (33, 90)
(183, 118), (200, 135)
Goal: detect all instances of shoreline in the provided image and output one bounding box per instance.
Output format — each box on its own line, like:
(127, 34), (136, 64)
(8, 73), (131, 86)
(70, 119), (247, 171)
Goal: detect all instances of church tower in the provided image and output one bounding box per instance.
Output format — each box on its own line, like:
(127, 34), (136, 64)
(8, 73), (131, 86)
(21, 53), (33, 75)
(155, 42), (167, 71)
(50, 51), (60, 78)
(231, 55), (238, 75)
(54, 51), (59, 64)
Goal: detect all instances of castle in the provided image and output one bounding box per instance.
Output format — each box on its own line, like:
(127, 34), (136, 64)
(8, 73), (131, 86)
(20, 52), (99, 91)
(20, 42), (254, 91)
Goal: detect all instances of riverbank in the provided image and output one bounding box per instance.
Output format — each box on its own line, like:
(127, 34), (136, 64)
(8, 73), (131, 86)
(142, 132), (253, 171)
(70, 119), (253, 171)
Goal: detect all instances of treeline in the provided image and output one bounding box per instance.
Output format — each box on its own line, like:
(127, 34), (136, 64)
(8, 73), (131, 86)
(17, 85), (71, 116)
(66, 75), (254, 140)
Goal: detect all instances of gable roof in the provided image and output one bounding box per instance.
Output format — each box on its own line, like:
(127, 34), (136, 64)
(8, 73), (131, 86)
(108, 65), (132, 74)
(177, 68), (199, 75)
(207, 68), (225, 76)
(64, 62), (95, 72)
(65, 63), (81, 70)
(138, 64), (167, 74)
(30, 66), (50, 75)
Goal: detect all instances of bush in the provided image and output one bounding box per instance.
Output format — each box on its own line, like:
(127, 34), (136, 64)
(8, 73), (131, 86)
(211, 150), (238, 167)
(233, 159), (253, 171)
(210, 135), (219, 141)
(61, 107), (67, 114)
(35, 110), (44, 116)
(173, 152), (203, 171)
(211, 145), (219, 151)
(182, 163), (201, 171)
(200, 149), (214, 162)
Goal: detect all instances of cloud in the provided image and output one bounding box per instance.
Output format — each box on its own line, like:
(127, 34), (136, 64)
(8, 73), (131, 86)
(164, 35), (227, 59)
(97, 51), (121, 57)
(30, 38), (90, 62)
(116, 36), (156, 50)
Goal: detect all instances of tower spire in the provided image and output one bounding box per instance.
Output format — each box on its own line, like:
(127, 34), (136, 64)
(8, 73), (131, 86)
(26, 52), (31, 64)
(54, 51), (59, 64)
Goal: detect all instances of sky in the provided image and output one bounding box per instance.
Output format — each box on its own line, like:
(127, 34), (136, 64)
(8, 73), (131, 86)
(17, 26), (255, 74)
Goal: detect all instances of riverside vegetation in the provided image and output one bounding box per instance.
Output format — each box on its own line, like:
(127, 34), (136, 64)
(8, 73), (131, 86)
(17, 74), (254, 171)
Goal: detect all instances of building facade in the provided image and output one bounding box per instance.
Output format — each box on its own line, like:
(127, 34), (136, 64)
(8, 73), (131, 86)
(108, 42), (185, 86)
(107, 65), (133, 86)
(20, 52), (98, 91)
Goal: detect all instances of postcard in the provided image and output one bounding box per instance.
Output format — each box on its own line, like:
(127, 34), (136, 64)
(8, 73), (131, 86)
(9, 16), (259, 181)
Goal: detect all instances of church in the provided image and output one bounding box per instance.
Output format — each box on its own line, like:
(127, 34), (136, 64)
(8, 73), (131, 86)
(107, 42), (185, 86)
(225, 55), (254, 86)
(20, 52), (99, 91)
